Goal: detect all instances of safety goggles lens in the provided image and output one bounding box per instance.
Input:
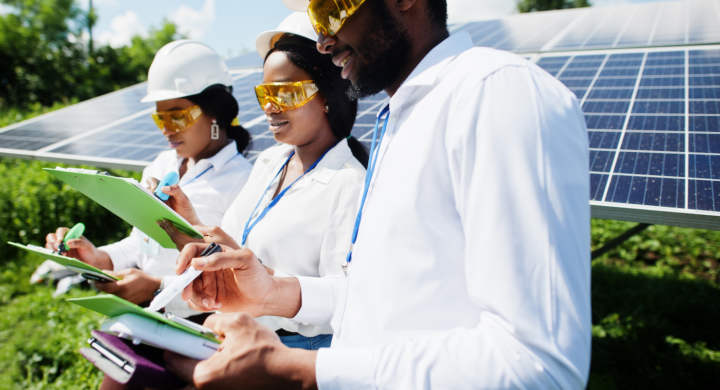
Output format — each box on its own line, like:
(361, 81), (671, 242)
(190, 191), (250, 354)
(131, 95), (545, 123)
(151, 105), (203, 132)
(255, 80), (319, 112)
(308, 0), (367, 36)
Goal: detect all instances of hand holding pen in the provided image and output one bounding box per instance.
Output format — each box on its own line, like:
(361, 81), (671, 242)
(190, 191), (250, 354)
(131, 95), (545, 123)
(44, 223), (113, 271)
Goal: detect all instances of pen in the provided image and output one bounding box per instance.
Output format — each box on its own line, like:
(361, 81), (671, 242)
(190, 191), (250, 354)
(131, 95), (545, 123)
(154, 171), (179, 201)
(58, 222), (85, 254)
(146, 242), (222, 312)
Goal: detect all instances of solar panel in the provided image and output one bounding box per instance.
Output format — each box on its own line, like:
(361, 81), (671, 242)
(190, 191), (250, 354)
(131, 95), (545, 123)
(1, 0), (719, 229)
(536, 47), (720, 227)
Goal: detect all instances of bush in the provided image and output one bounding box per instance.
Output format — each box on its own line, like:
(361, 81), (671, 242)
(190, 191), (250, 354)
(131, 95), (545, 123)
(0, 157), (140, 262)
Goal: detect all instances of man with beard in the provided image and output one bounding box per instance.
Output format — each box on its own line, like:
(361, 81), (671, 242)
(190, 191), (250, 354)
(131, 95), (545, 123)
(165, 0), (592, 388)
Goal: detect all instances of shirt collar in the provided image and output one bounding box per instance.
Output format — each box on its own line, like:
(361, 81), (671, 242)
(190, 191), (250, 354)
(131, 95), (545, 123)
(174, 140), (239, 173)
(269, 138), (354, 185)
(389, 32), (473, 110)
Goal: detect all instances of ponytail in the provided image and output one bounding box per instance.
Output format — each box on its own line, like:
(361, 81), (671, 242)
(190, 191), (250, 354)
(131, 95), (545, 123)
(186, 84), (251, 153)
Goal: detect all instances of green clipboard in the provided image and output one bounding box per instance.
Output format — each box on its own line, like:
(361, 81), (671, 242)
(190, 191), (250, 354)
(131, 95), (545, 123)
(67, 294), (218, 342)
(44, 168), (202, 249)
(9, 241), (119, 282)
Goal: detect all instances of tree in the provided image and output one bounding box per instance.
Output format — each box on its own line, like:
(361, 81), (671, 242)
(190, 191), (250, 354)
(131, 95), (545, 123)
(0, 0), (181, 108)
(517, 0), (591, 13)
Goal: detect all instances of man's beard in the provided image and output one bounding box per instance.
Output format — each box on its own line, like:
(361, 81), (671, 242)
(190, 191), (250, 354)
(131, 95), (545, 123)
(348, 0), (412, 98)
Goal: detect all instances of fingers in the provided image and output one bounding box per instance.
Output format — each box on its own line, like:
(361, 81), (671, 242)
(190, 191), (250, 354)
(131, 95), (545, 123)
(95, 280), (119, 293)
(65, 237), (92, 250)
(190, 248), (256, 272)
(177, 242), (210, 274)
(163, 351), (199, 384)
(45, 227), (69, 250)
(144, 177), (159, 192)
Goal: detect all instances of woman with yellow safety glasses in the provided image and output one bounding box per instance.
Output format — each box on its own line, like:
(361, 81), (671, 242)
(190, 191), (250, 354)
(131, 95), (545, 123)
(160, 13), (367, 351)
(44, 40), (253, 319)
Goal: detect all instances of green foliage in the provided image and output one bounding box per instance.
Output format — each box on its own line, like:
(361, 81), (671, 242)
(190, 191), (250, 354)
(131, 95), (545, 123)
(0, 253), (104, 389)
(517, 0), (591, 13)
(0, 0), (181, 108)
(0, 157), (139, 262)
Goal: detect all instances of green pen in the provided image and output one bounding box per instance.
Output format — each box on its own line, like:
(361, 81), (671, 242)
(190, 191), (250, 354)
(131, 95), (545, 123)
(58, 222), (85, 254)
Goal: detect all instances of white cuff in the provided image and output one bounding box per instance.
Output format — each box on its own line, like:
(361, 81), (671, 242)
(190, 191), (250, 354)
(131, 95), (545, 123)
(316, 346), (377, 390)
(99, 242), (130, 271)
(293, 276), (338, 326)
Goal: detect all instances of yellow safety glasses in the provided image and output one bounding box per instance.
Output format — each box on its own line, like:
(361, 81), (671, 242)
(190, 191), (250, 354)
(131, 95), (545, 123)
(308, 0), (367, 37)
(255, 80), (319, 112)
(151, 105), (203, 133)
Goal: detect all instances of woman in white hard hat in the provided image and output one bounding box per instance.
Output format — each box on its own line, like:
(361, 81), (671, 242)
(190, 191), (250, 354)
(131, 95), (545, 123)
(163, 13), (366, 350)
(44, 40), (252, 319)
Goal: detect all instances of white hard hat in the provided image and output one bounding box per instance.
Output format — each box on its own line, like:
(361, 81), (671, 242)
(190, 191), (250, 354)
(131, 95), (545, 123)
(141, 40), (232, 103)
(282, 0), (308, 11)
(256, 12), (317, 59)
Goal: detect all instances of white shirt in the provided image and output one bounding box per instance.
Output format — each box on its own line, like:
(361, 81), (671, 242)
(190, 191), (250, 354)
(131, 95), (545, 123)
(101, 141), (252, 317)
(221, 139), (365, 336)
(294, 33), (592, 389)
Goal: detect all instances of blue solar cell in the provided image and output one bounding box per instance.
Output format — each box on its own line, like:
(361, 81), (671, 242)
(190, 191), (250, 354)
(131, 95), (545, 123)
(589, 131), (621, 149)
(590, 150), (615, 172)
(690, 87), (720, 99)
(587, 88), (634, 99)
(688, 180), (720, 211)
(600, 67), (640, 77)
(537, 57), (570, 66)
(560, 69), (598, 78)
(689, 116), (720, 132)
(690, 75), (720, 86)
(644, 57), (684, 66)
(590, 174), (609, 201)
(621, 132), (684, 152)
(636, 88), (684, 99)
(246, 122), (269, 137)
(247, 137), (278, 150)
(632, 100), (684, 114)
(689, 154), (720, 180)
(585, 114), (625, 130)
(640, 77), (683, 87)
(659, 178), (683, 208)
(607, 175), (683, 207)
(594, 78), (637, 87)
(689, 50), (720, 65)
(583, 101), (631, 114)
(571, 89), (586, 99)
(643, 66), (684, 76)
(558, 78), (593, 87)
(569, 54), (606, 63)
(689, 100), (720, 114)
(689, 65), (720, 75)
(627, 115), (684, 131)
(604, 59), (643, 68)
(690, 133), (720, 153)
(615, 152), (651, 175)
(565, 61), (603, 70)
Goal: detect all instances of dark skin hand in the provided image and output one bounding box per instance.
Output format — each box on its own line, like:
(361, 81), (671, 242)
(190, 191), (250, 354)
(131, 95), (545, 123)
(165, 313), (318, 390)
(94, 268), (161, 304)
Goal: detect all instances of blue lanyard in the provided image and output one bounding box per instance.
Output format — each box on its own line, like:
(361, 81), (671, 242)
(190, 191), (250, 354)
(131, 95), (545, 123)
(241, 149), (328, 246)
(346, 104), (390, 265)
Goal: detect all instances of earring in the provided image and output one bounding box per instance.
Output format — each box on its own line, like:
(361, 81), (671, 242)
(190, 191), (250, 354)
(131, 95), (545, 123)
(211, 119), (219, 140)
(324, 105), (329, 114)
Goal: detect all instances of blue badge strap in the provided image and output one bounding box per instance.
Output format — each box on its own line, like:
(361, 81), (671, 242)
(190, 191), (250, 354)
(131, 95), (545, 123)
(346, 105), (390, 265)
(241, 149), (329, 246)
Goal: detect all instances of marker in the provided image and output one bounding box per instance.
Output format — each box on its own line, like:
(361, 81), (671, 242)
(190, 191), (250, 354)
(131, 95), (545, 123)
(146, 242), (222, 312)
(58, 222), (85, 254)
(154, 171), (179, 201)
